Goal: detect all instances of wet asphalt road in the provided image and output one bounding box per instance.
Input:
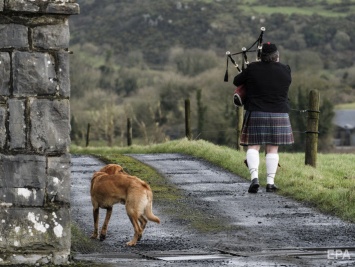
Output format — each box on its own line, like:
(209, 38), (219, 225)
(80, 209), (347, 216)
(71, 154), (355, 267)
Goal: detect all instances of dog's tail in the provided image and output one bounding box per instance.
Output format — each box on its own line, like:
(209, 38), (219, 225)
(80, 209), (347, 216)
(145, 191), (160, 224)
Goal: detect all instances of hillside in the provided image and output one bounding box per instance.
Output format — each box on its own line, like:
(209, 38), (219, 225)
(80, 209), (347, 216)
(70, 0), (355, 66)
(68, 0), (355, 150)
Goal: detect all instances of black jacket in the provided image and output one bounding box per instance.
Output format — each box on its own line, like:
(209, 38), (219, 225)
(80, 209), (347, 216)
(233, 61), (291, 113)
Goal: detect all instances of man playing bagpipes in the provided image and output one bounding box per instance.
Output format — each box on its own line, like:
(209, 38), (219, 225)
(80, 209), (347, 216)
(225, 28), (294, 194)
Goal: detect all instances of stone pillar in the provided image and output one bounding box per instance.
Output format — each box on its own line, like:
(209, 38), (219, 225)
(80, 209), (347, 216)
(0, 0), (79, 265)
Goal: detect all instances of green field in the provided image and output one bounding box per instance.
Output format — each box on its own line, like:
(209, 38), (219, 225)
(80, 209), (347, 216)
(336, 102), (355, 110)
(240, 5), (349, 17)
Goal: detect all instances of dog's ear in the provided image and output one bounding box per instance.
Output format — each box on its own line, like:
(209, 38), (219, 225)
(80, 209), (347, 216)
(99, 164), (115, 174)
(98, 164), (111, 173)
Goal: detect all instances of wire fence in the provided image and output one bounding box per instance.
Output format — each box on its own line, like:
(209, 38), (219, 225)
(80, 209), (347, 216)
(78, 90), (321, 166)
(76, 101), (316, 143)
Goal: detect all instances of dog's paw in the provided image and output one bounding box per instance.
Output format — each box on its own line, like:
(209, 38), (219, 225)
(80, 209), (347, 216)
(90, 234), (98, 239)
(126, 240), (136, 246)
(99, 234), (106, 241)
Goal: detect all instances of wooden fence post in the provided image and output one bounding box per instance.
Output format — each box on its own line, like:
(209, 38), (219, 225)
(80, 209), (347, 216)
(305, 90), (320, 167)
(86, 123), (90, 147)
(127, 118), (132, 146)
(236, 106), (244, 151)
(185, 99), (192, 140)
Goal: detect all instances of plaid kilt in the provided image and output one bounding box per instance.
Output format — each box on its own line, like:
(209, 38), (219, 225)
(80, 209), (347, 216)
(240, 111), (294, 146)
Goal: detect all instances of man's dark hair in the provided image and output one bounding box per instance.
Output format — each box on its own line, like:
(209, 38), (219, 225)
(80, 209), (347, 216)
(261, 51), (279, 62)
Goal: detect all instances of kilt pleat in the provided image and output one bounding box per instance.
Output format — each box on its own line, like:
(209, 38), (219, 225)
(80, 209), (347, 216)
(240, 111), (294, 146)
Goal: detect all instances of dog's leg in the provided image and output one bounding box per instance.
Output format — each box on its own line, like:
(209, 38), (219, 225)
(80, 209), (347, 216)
(137, 216), (147, 241)
(90, 207), (99, 239)
(126, 211), (143, 246)
(100, 206), (113, 241)
(138, 216), (147, 231)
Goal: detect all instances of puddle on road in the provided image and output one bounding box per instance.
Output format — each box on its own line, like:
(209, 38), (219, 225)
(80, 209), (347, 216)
(156, 255), (228, 261)
(138, 249), (232, 261)
(74, 248), (355, 267)
(74, 251), (232, 265)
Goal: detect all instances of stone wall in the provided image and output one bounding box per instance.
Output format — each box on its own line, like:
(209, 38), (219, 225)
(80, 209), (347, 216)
(0, 0), (79, 265)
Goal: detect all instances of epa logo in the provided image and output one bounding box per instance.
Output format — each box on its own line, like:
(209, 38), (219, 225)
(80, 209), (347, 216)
(327, 249), (351, 260)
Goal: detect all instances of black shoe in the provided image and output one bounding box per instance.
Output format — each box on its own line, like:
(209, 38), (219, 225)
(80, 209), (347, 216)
(248, 178), (259, 193)
(266, 184), (278, 192)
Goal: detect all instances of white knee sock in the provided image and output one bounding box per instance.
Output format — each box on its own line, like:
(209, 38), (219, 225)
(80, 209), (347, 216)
(246, 149), (259, 180)
(266, 153), (279, 185)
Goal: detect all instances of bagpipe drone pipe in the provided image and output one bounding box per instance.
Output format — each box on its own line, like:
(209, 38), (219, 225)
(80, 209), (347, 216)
(224, 27), (265, 107)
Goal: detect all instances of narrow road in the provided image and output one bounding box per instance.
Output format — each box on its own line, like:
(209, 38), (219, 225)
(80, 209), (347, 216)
(71, 154), (355, 266)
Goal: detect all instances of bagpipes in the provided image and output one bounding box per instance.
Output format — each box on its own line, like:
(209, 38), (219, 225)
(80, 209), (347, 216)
(224, 27), (265, 107)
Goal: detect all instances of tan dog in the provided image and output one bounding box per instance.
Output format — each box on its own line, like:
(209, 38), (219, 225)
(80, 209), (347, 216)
(90, 164), (160, 246)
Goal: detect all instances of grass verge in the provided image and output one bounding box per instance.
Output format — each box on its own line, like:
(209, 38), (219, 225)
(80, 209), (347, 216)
(71, 138), (355, 223)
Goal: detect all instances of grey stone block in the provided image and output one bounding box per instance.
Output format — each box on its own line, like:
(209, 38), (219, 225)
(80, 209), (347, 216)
(57, 51), (70, 97)
(33, 23), (70, 49)
(4, 0), (40, 12)
(0, 188), (45, 207)
(47, 154), (71, 204)
(4, 0), (79, 15)
(0, 207), (71, 254)
(0, 105), (6, 149)
(0, 52), (11, 95)
(0, 24), (28, 49)
(8, 99), (26, 150)
(29, 99), (70, 153)
(0, 154), (46, 188)
(46, 3), (80, 15)
(12, 51), (57, 96)
(0, 250), (70, 266)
